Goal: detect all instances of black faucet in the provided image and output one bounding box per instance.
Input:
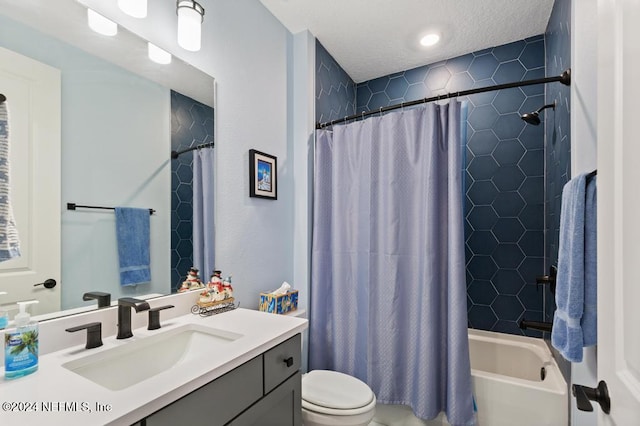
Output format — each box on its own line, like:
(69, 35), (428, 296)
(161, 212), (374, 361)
(83, 291), (111, 308)
(519, 319), (553, 333)
(117, 297), (150, 339)
(66, 322), (103, 349)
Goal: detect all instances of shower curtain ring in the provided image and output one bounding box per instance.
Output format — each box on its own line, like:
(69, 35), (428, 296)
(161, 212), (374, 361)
(379, 107), (383, 116)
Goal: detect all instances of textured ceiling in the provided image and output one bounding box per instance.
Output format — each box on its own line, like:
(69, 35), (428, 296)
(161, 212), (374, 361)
(260, 0), (555, 83)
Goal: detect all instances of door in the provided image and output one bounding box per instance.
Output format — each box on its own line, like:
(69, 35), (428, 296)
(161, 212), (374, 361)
(0, 47), (61, 318)
(596, 0), (640, 424)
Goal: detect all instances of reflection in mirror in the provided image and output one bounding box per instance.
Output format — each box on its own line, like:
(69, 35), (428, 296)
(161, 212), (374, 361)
(0, 1), (215, 321)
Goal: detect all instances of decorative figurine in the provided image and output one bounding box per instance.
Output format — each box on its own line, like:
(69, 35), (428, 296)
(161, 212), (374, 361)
(191, 269), (236, 315)
(222, 274), (233, 299)
(178, 267), (204, 292)
(208, 270), (223, 290)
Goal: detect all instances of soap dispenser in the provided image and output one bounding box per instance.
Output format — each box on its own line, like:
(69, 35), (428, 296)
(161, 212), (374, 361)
(0, 292), (8, 330)
(5, 300), (39, 380)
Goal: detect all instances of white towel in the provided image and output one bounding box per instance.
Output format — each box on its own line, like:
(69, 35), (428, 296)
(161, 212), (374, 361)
(0, 102), (20, 261)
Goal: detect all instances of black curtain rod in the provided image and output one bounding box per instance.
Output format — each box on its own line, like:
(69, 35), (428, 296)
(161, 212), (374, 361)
(316, 68), (571, 129)
(171, 141), (214, 159)
(67, 203), (155, 215)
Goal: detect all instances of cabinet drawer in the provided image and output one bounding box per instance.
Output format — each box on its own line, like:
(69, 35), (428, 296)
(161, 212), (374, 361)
(263, 334), (301, 393)
(145, 355), (263, 426)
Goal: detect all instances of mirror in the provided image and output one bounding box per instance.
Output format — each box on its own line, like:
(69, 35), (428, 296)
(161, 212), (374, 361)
(0, 0), (214, 320)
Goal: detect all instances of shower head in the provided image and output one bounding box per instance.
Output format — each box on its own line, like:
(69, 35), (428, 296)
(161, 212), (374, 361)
(521, 112), (541, 125)
(520, 102), (556, 126)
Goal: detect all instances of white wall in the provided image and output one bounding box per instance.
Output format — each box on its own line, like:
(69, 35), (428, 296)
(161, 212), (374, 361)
(206, 1), (295, 307)
(570, 0), (598, 424)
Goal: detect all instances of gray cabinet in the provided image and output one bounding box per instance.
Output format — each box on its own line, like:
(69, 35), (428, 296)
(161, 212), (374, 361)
(228, 372), (301, 426)
(142, 334), (302, 426)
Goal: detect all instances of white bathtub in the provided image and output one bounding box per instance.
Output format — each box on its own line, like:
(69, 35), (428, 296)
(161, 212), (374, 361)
(468, 329), (568, 426)
(370, 329), (568, 426)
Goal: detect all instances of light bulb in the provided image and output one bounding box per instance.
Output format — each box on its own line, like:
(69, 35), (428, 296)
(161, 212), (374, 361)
(420, 33), (440, 47)
(118, 0), (147, 19)
(177, 0), (204, 52)
(148, 43), (172, 65)
(87, 9), (117, 37)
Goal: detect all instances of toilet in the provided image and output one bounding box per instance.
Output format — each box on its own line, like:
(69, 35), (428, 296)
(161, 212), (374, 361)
(301, 370), (377, 426)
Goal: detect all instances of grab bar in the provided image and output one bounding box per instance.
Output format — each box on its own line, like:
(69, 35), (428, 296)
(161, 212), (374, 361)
(519, 320), (553, 333)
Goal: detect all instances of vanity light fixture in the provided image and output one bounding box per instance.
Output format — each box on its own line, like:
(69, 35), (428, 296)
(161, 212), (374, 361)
(148, 42), (172, 65)
(87, 9), (118, 36)
(176, 0), (205, 52)
(118, 0), (147, 19)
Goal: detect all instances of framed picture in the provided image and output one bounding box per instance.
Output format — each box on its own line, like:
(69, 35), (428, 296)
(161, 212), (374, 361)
(249, 149), (277, 200)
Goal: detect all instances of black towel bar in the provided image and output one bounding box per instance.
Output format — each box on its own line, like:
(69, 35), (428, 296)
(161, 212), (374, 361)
(67, 203), (155, 215)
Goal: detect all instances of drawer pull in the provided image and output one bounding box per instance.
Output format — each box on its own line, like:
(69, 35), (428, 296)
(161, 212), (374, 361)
(283, 357), (294, 367)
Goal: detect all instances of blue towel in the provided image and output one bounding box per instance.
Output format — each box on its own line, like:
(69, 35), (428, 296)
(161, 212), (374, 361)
(552, 173), (597, 362)
(115, 207), (151, 286)
(582, 176), (597, 346)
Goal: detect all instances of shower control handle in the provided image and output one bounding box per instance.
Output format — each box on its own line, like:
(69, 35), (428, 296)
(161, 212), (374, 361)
(535, 265), (557, 294)
(572, 380), (610, 414)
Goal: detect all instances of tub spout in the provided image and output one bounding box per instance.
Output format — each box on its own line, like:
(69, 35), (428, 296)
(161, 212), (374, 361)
(519, 319), (553, 333)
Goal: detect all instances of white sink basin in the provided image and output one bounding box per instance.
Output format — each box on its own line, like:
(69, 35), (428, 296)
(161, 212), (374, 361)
(62, 324), (242, 391)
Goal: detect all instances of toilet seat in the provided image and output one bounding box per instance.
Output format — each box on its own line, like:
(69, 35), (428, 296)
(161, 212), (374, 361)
(302, 370), (376, 416)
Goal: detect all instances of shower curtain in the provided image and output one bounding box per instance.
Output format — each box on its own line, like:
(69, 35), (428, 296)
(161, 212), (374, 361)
(309, 101), (475, 425)
(192, 147), (215, 280)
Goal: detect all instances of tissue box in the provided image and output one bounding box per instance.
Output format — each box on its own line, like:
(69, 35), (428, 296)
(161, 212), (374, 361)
(259, 290), (298, 314)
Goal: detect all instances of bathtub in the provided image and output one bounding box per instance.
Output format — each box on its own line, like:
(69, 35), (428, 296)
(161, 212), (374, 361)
(370, 329), (568, 426)
(468, 329), (568, 426)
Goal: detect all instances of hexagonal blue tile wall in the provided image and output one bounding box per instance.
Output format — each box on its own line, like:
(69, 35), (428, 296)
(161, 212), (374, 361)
(354, 36), (547, 337)
(545, 0), (571, 323)
(315, 35), (551, 337)
(171, 91), (214, 292)
(316, 41), (356, 123)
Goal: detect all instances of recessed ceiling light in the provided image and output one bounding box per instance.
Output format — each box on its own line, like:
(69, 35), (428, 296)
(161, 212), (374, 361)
(420, 33), (440, 47)
(87, 9), (118, 36)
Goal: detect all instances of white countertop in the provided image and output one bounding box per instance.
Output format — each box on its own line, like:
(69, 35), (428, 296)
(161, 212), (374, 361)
(0, 308), (308, 425)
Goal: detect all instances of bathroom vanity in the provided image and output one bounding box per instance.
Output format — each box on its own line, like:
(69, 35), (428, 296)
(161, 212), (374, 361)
(0, 307), (307, 426)
(140, 334), (302, 425)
